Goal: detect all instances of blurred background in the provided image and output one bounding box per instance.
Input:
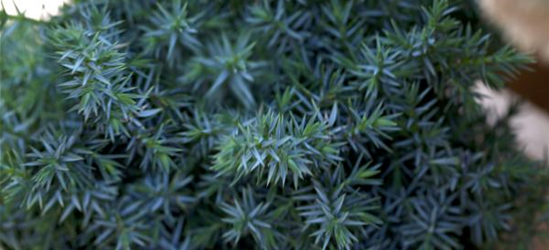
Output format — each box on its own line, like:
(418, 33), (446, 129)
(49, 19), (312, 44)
(478, 0), (549, 161)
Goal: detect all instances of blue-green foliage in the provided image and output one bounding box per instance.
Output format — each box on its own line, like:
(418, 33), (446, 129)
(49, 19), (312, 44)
(1, 0), (547, 249)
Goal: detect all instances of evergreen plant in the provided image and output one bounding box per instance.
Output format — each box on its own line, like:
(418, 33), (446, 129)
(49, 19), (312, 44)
(1, 0), (547, 249)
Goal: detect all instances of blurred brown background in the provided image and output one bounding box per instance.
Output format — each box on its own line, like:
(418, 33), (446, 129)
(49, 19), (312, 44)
(480, 0), (548, 249)
(479, 0), (549, 161)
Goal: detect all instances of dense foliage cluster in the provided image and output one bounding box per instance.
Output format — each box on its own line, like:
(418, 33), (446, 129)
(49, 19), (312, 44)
(1, 0), (547, 249)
